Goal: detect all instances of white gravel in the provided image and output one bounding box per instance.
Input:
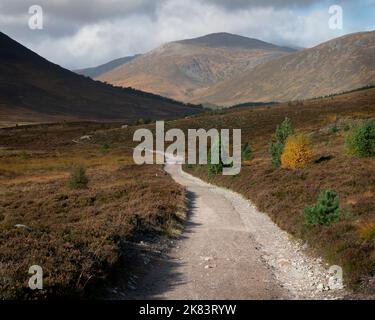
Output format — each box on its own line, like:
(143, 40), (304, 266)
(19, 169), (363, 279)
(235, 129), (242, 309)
(175, 162), (348, 300)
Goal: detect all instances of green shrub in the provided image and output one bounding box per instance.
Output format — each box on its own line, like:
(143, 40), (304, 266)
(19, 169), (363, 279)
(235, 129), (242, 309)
(304, 189), (341, 226)
(69, 167), (89, 189)
(101, 143), (111, 154)
(268, 141), (284, 167)
(208, 137), (223, 177)
(268, 117), (294, 167)
(208, 158), (222, 177)
(136, 118), (145, 125)
(19, 150), (30, 160)
(345, 120), (375, 157)
(330, 124), (339, 134)
(242, 143), (253, 161)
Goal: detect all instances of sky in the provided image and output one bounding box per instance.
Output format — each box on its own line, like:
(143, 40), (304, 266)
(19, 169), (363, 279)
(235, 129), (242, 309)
(0, 0), (374, 69)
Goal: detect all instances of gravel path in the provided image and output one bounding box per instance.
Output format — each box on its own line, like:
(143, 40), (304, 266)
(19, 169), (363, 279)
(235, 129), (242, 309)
(107, 155), (346, 300)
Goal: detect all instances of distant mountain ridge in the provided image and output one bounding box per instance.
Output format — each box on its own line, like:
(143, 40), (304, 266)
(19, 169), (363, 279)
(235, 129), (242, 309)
(95, 31), (375, 107)
(97, 32), (295, 102)
(195, 31), (375, 105)
(0, 32), (201, 125)
(74, 55), (140, 78)
(176, 32), (295, 52)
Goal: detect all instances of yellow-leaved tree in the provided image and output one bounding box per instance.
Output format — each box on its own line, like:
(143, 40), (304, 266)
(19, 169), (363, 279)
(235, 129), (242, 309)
(281, 134), (313, 169)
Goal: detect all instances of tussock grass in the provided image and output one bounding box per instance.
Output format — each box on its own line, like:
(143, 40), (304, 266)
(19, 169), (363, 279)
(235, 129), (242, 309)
(358, 222), (375, 241)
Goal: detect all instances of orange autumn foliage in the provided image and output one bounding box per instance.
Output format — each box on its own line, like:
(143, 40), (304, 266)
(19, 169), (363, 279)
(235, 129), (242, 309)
(281, 134), (313, 169)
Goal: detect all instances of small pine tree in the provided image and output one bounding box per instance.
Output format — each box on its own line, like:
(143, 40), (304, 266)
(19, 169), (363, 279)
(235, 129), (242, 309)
(242, 143), (253, 161)
(101, 143), (111, 154)
(208, 155), (223, 177)
(268, 141), (284, 168)
(304, 189), (341, 226)
(345, 120), (375, 157)
(137, 118), (145, 125)
(69, 167), (89, 189)
(268, 117), (294, 167)
(208, 137), (223, 177)
(281, 134), (313, 169)
(330, 125), (339, 134)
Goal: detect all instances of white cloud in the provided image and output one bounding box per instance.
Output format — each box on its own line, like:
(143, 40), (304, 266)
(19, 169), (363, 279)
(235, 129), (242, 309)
(0, 0), (359, 69)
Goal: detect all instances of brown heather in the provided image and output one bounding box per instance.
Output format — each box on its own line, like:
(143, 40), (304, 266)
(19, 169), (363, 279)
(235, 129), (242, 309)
(176, 88), (375, 291)
(0, 123), (185, 299)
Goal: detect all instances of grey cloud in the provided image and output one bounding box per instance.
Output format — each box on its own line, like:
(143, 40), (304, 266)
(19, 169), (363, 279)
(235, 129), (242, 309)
(204, 0), (318, 10)
(0, 0), (158, 21)
(0, 0), (328, 26)
(0, 0), (352, 38)
(205, 0), (354, 10)
(0, 0), (159, 38)
(0, 0), (369, 70)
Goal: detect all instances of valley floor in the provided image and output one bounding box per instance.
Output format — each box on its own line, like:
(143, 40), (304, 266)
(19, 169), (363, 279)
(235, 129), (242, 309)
(1, 87), (374, 299)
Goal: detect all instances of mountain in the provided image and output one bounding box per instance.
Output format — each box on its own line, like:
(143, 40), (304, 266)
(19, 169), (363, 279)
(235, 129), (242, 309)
(176, 32), (294, 51)
(0, 32), (201, 125)
(74, 55), (140, 78)
(195, 31), (375, 106)
(97, 33), (295, 102)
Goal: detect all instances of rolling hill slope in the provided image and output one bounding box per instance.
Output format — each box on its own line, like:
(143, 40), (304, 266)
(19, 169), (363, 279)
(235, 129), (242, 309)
(0, 32), (201, 125)
(196, 31), (375, 106)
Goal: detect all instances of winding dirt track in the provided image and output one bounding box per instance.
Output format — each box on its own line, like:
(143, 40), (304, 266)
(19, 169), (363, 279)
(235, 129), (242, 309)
(157, 159), (287, 299)
(108, 156), (341, 300)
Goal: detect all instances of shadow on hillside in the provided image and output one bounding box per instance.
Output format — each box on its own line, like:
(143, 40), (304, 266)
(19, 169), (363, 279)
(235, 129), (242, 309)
(100, 190), (201, 300)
